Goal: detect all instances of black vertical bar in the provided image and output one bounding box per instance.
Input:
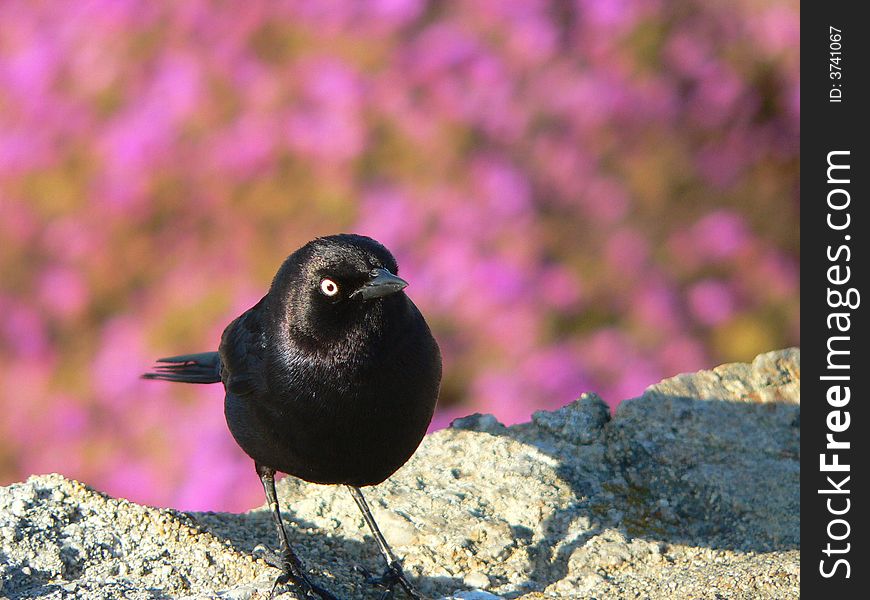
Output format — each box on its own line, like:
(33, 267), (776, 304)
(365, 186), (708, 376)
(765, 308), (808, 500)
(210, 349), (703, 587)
(802, 3), (868, 596)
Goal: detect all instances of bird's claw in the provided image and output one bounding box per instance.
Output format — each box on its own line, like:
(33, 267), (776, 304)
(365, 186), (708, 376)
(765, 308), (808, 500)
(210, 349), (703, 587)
(253, 545), (338, 600)
(355, 561), (422, 600)
(253, 544), (289, 571)
(270, 568), (338, 600)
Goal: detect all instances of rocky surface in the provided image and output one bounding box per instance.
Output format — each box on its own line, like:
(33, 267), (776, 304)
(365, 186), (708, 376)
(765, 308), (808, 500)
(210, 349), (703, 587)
(1, 349), (800, 599)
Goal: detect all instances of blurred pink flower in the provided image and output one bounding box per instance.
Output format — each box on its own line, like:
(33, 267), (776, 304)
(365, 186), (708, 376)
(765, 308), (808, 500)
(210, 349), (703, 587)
(0, 0), (799, 512)
(605, 227), (650, 276)
(286, 58), (366, 162)
(170, 397), (259, 511)
(659, 337), (709, 376)
(357, 186), (426, 249)
(691, 210), (751, 261)
(521, 346), (592, 409)
(472, 157), (532, 219)
(690, 63), (746, 128)
(753, 6), (800, 55)
(3, 304), (50, 359)
(48, 397), (90, 442)
(581, 177), (630, 224)
(91, 318), (150, 403)
(0, 201), (39, 245)
(2, 357), (55, 439)
(664, 30), (712, 77)
(687, 279), (736, 326)
(37, 265), (89, 318)
(209, 115), (278, 177)
(609, 359), (663, 403)
(0, 129), (57, 172)
(102, 455), (163, 505)
(539, 266), (582, 310)
(368, 0), (425, 27)
(578, 0), (649, 30)
(0, 33), (58, 98)
(469, 371), (528, 426)
(631, 277), (683, 333)
(488, 2), (557, 66)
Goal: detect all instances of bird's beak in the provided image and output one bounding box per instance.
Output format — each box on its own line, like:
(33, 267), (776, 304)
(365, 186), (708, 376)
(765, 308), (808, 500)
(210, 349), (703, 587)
(354, 268), (408, 300)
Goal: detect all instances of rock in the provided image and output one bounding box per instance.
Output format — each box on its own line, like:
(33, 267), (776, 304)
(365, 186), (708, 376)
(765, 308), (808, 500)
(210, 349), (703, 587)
(462, 570), (490, 589)
(605, 348), (800, 552)
(0, 349), (800, 599)
(531, 392), (610, 445)
(442, 592), (501, 600)
(449, 413), (506, 434)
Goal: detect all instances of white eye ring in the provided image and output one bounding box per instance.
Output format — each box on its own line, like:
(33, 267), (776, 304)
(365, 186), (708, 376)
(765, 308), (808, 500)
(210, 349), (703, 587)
(320, 278), (339, 297)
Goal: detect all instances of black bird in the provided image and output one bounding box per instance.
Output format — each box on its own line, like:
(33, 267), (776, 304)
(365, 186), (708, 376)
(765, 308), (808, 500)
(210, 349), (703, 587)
(144, 234), (441, 599)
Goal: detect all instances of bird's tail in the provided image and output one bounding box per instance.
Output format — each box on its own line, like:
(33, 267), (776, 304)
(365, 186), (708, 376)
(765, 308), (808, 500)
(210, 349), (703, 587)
(142, 352), (222, 384)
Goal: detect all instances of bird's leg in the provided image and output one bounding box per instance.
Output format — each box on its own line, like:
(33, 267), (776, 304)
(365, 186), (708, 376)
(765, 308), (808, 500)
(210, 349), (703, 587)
(347, 486), (422, 600)
(256, 464), (337, 600)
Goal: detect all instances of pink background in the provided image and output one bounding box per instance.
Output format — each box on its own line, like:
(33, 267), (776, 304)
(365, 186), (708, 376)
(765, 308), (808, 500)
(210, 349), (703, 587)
(0, 0), (799, 511)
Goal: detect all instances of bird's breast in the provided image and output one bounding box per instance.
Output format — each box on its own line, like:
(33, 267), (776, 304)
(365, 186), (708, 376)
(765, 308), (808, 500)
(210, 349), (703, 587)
(232, 317), (440, 486)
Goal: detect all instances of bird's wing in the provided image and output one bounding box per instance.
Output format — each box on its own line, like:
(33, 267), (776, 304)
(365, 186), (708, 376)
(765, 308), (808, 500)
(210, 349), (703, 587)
(218, 298), (269, 397)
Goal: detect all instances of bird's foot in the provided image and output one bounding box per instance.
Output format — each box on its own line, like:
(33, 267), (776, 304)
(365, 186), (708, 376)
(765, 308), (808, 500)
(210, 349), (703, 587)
(354, 561), (423, 600)
(254, 545), (338, 600)
(270, 571), (338, 600)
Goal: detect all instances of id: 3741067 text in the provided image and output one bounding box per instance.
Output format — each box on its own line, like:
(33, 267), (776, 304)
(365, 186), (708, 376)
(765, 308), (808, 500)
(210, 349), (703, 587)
(829, 26), (843, 103)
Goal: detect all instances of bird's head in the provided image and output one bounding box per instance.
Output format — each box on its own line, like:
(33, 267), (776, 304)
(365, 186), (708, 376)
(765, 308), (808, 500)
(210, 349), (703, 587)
(269, 234), (410, 348)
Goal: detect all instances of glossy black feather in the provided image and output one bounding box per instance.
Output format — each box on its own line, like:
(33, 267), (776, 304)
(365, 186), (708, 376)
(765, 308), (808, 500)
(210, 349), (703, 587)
(143, 352), (222, 384)
(149, 234), (441, 487)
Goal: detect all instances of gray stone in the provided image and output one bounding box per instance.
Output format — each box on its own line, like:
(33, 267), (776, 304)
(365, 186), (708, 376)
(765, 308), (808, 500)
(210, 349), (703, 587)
(449, 413), (506, 434)
(531, 392), (610, 445)
(0, 349), (800, 599)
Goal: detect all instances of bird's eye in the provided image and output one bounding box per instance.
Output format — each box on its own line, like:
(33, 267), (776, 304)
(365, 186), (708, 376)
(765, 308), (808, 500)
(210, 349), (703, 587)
(320, 278), (339, 297)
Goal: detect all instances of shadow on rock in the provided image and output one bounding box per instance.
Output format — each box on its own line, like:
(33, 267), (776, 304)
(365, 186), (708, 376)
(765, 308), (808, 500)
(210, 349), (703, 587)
(452, 348), (800, 596)
(192, 501), (464, 599)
